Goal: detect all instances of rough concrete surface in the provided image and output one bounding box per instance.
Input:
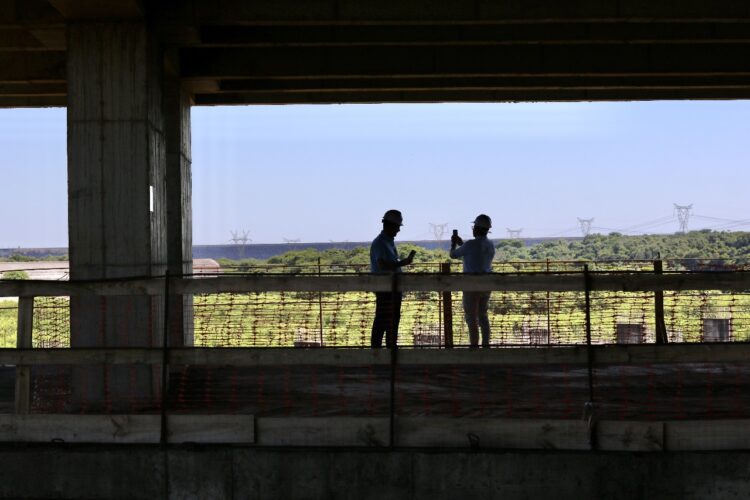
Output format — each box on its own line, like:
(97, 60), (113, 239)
(0, 446), (749, 499)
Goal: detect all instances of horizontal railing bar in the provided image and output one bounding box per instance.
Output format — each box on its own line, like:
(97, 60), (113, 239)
(2, 271), (750, 297)
(0, 278), (164, 298)
(0, 344), (748, 366)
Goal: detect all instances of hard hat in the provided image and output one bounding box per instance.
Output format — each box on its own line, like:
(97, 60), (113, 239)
(382, 209), (404, 226)
(472, 214), (492, 230)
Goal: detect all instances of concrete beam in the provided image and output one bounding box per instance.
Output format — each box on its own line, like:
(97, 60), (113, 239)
(0, 82), (66, 95)
(198, 22), (750, 47)
(180, 0), (750, 24)
(0, 51), (65, 82)
(0, 27), (65, 50)
(0, 95), (65, 107)
(0, 0), (64, 26)
(194, 88), (750, 104)
(215, 74), (750, 92)
(181, 44), (750, 79)
(47, 0), (144, 20)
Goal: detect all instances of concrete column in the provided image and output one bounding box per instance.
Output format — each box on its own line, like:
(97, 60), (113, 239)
(164, 68), (194, 347)
(67, 22), (166, 410)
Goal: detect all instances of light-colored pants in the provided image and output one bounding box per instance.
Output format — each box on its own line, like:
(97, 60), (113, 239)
(463, 291), (491, 347)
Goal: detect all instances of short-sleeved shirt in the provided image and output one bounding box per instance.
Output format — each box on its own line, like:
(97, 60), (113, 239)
(370, 231), (401, 273)
(450, 236), (495, 273)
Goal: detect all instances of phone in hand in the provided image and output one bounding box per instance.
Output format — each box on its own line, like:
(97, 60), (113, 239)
(451, 229), (462, 246)
(408, 250), (416, 259)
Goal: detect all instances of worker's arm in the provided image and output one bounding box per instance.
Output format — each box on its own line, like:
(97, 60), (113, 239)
(378, 250), (416, 270)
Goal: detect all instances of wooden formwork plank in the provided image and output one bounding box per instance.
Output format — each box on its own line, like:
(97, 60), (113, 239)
(0, 414), (254, 444)
(168, 414), (255, 444)
(0, 348), (163, 365)
(596, 421), (664, 451)
(666, 420), (750, 451)
(255, 417), (389, 447)
(395, 417), (591, 450)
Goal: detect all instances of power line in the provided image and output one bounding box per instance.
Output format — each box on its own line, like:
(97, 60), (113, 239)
(616, 215), (675, 233)
(549, 226), (581, 237)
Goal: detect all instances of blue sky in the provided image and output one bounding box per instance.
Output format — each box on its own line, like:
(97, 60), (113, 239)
(1, 101), (749, 247)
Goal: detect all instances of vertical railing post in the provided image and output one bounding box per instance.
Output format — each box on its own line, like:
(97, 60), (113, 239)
(441, 262), (453, 348)
(15, 296), (33, 414)
(546, 258), (551, 345)
(583, 265), (597, 450)
(318, 257), (324, 346)
(654, 259), (668, 344)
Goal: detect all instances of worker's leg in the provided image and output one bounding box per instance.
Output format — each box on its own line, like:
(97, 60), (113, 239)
(478, 292), (492, 347)
(463, 292), (479, 347)
(385, 292), (402, 348)
(371, 292), (390, 347)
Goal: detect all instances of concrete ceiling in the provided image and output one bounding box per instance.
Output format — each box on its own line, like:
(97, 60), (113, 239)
(3, 0), (750, 107)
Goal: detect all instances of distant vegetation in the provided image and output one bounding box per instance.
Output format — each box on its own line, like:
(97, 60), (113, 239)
(4, 231), (749, 267)
(1, 270), (29, 280)
(0, 254), (67, 262)
(217, 244), (449, 271)
(496, 230), (750, 262)
(218, 231), (750, 268)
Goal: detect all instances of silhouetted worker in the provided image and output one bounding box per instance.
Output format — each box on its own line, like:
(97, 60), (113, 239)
(370, 209), (416, 348)
(451, 214), (495, 348)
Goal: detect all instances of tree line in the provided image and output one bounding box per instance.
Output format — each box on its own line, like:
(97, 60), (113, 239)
(217, 230), (750, 269)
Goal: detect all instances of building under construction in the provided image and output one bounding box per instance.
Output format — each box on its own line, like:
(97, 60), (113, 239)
(2, 1), (750, 498)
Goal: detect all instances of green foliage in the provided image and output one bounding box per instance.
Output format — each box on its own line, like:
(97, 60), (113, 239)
(0, 301), (16, 348)
(495, 231), (750, 261)
(0, 254), (67, 262)
(1, 270), (29, 280)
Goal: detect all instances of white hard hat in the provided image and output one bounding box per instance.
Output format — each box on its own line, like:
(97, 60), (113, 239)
(382, 209), (404, 226)
(472, 214), (492, 230)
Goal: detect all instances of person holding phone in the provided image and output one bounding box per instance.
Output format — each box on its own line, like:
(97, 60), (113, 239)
(451, 214), (495, 348)
(370, 209), (416, 348)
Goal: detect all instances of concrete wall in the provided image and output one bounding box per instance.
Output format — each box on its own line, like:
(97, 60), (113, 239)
(0, 446), (748, 499)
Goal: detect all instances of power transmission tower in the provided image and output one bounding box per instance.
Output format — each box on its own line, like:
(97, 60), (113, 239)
(673, 204), (693, 233)
(428, 223), (449, 240)
(577, 217), (594, 236)
(229, 230), (251, 259)
(506, 228), (523, 239)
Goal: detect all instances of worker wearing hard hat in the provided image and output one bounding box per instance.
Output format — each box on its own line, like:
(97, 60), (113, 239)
(370, 209), (416, 348)
(450, 214), (495, 348)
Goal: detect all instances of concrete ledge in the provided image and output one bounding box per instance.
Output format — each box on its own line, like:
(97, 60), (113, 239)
(0, 446), (749, 499)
